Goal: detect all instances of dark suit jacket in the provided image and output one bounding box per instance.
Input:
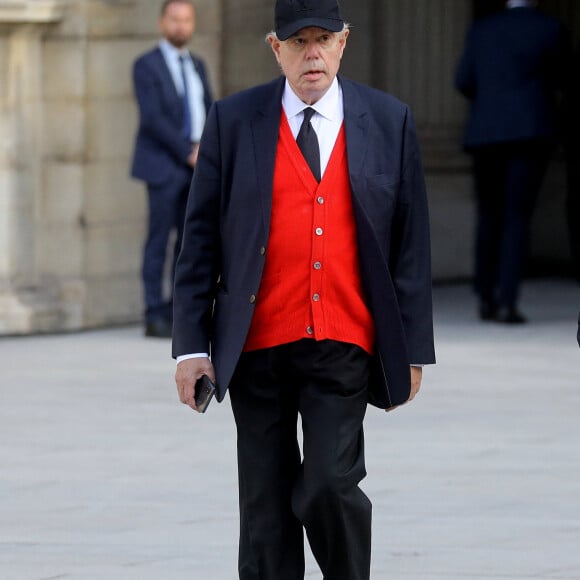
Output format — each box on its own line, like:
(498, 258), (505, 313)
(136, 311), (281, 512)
(455, 7), (569, 149)
(172, 76), (436, 409)
(131, 47), (213, 187)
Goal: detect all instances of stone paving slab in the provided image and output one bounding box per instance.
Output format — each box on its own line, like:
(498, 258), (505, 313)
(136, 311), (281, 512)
(0, 279), (579, 579)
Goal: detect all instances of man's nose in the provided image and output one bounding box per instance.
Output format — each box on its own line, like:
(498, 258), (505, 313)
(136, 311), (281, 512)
(304, 41), (321, 58)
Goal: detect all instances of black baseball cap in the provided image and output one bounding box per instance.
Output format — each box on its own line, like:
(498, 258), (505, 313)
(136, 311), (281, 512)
(275, 0), (344, 41)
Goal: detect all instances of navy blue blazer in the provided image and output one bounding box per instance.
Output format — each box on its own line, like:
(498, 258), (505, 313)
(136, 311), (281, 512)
(131, 47), (213, 187)
(455, 7), (569, 149)
(172, 76), (435, 409)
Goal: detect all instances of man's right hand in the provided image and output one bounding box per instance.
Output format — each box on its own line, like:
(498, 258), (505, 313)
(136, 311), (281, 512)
(175, 357), (215, 412)
(186, 143), (200, 168)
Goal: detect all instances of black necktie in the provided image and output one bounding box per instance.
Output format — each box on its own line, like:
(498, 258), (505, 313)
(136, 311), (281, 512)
(179, 55), (192, 140)
(296, 107), (321, 182)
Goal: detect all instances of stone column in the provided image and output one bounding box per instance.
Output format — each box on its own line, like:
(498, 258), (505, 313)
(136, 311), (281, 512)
(0, 1), (65, 333)
(371, 0), (471, 169)
(371, 0), (475, 279)
(221, 0), (279, 96)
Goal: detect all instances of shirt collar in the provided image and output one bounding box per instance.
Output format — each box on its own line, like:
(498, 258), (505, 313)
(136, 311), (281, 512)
(159, 38), (189, 60)
(282, 77), (341, 122)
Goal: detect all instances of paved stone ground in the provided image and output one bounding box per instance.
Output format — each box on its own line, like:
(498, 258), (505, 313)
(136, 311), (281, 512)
(1, 279), (579, 580)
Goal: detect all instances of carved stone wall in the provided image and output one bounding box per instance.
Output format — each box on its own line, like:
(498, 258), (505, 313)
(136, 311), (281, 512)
(0, 0), (220, 334)
(0, 0), (575, 334)
(0, 1), (67, 333)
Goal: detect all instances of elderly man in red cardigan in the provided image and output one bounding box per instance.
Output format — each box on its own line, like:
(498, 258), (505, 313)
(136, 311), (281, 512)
(172, 1), (435, 578)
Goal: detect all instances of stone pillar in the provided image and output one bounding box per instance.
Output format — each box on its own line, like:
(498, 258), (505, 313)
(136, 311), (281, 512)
(371, 0), (470, 168)
(221, 0), (279, 96)
(371, 0), (475, 279)
(0, 1), (65, 333)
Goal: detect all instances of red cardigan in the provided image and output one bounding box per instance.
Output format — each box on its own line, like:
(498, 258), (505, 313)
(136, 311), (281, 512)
(244, 113), (375, 354)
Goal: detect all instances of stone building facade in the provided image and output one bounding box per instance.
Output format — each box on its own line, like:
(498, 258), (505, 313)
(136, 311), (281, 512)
(0, 0), (576, 334)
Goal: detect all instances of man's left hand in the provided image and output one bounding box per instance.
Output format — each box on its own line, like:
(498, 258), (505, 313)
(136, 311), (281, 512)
(385, 366), (422, 412)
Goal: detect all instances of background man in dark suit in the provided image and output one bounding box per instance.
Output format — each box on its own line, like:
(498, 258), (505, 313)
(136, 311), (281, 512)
(173, 0), (435, 578)
(455, 0), (570, 323)
(131, 0), (213, 337)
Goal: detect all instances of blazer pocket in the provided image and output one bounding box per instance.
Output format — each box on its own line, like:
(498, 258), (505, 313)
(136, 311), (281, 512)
(365, 174), (399, 195)
(364, 174), (399, 213)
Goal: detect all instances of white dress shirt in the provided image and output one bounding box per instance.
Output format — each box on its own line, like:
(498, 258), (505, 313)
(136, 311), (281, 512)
(282, 77), (343, 178)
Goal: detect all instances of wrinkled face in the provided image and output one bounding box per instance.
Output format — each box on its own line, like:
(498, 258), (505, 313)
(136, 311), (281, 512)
(269, 27), (349, 105)
(159, 2), (196, 49)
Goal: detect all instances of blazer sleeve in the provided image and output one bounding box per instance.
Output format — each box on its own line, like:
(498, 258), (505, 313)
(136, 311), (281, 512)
(172, 103), (222, 358)
(133, 56), (192, 163)
(390, 107), (435, 364)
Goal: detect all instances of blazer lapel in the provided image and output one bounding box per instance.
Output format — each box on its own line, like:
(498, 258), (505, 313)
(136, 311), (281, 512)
(341, 78), (370, 191)
(250, 77), (285, 235)
(152, 47), (181, 105)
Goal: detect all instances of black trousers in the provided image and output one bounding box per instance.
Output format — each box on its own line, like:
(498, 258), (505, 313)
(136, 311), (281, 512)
(471, 140), (551, 309)
(228, 339), (371, 580)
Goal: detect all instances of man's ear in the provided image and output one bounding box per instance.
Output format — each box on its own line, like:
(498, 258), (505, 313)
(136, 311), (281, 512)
(268, 35), (282, 64)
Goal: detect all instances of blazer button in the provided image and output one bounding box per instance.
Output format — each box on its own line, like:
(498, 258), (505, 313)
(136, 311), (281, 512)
(249, 294), (256, 304)
(260, 246), (266, 255)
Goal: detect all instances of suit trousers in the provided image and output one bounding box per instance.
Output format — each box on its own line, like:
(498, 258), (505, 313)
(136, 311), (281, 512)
(142, 173), (191, 319)
(471, 140), (551, 308)
(228, 339), (372, 580)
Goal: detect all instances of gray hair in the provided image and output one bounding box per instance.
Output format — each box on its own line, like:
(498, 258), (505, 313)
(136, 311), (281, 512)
(265, 23), (351, 43)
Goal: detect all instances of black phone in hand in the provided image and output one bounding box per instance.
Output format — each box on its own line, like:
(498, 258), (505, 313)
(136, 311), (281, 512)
(194, 375), (216, 413)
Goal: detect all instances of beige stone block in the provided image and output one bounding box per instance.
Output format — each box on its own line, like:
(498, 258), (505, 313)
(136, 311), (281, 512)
(116, 0), (221, 37)
(43, 39), (85, 99)
(84, 272), (142, 326)
(37, 223), (83, 277)
(129, 1), (162, 36)
(57, 277), (87, 330)
(84, 161), (145, 224)
(0, 37), (8, 95)
(0, 170), (14, 211)
(42, 162), (84, 224)
(190, 32), (221, 96)
(85, 223), (143, 277)
(0, 288), (64, 335)
(86, 2), (132, 37)
(223, 34), (278, 95)
(8, 198), (37, 286)
(86, 98), (136, 161)
(87, 39), (142, 99)
(45, 2), (87, 39)
(223, 0), (272, 33)
(196, 2), (221, 33)
(85, 0), (157, 37)
(0, 174), (10, 275)
(427, 173), (474, 281)
(43, 101), (85, 161)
